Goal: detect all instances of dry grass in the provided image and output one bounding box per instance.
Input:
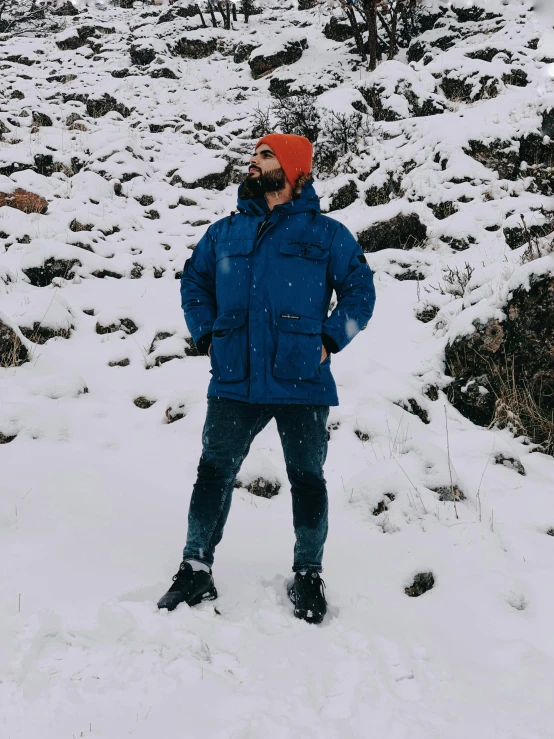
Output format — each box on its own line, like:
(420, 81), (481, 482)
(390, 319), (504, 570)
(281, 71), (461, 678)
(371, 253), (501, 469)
(490, 365), (554, 455)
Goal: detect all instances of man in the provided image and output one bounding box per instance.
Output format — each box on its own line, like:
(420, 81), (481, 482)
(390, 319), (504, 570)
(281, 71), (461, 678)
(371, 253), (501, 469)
(158, 133), (376, 624)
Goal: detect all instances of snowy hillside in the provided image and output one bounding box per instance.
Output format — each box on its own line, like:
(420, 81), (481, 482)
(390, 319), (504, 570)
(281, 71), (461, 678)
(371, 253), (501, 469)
(1, 0), (554, 736)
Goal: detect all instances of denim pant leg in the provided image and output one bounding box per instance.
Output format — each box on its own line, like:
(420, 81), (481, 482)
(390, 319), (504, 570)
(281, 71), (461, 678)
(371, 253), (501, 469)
(273, 404), (330, 573)
(183, 397), (272, 568)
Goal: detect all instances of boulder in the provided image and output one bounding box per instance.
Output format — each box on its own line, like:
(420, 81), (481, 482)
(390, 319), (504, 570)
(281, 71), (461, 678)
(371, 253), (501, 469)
(233, 41), (260, 64)
(86, 94), (131, 119)
(23, 258), (81, 287)
(235, 478), (280, 498)
(249, 38), (308, 80)
(465, 126), (554, 194)
(0, 188), (48, 214)
(357, 213), (427, 253)
(32, 111), (53, 127)
(51, 1), (80, 15)
(171, 35), (217, 59)
(445, 274), (554, 442)
(130, 44), (156, 66)
(329, 180), (359, 211)
(440, 72), (501, 101)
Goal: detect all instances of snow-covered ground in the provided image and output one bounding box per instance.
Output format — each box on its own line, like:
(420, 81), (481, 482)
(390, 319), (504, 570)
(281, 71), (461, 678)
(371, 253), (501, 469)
(1, 1), (554, 737)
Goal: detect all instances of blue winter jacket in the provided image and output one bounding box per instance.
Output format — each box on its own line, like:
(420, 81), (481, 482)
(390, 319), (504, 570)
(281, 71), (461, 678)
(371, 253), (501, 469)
(180, 178), (376, 406)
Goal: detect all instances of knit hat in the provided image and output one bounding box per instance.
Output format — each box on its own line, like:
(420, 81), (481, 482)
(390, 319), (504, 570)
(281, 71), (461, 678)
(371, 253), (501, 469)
(254, 133), (313, 188)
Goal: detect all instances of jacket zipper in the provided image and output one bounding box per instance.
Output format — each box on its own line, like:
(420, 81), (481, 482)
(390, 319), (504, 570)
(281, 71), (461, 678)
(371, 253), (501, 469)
(256, 212), (272, 241)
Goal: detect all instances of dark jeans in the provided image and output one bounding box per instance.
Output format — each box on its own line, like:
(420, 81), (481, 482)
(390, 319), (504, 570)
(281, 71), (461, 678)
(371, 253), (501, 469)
(183, 396), (330, 572)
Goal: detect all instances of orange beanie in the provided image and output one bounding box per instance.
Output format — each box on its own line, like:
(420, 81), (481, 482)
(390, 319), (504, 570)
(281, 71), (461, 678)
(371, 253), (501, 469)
(254, 133), (313, 188)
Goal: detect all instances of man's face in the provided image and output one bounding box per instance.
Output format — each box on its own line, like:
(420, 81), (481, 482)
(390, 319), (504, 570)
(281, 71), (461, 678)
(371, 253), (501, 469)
(246, 144), (287, 194)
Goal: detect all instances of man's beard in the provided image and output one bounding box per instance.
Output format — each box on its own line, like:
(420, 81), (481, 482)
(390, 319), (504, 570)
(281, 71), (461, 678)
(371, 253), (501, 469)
(241, 166), (287, 199)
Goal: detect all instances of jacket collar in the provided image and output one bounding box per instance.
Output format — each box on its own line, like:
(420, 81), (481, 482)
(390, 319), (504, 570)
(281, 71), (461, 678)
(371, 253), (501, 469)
(236, 178), (321, 217)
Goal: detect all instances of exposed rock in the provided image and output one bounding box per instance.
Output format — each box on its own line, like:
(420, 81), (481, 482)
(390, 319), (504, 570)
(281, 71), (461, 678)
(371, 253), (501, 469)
(445, 274), (554, 436)
(0, 188), (48, 214)
(69, 218), (94, 232)
(32, 111), (53, 127)
(19, 323), (71, 344)
(465, 47), (510, 63)
(130, 44), (156, 66)
(504, 217), (554, 250)
(109, 358), (130, 367)
(495, 454), (526, 475)
(424, 385), (439, 401)
(405, 572), (434, 597)
(358, 213), (427, 253)
(235, 477), (280, 498)
(502, 69), (528, 87)
(56, 25), (108, 51)
(395, 398), (430, 424)
(158, 4), (202, 23)
(441, 235), (476, 251)
(354, 429), (371, 442)
(431, 485), (466, 502)
(323, 16), (366, 42)
(0, 317), (28, 367)
(51, 1), (80, 15)
(249, 38), (308, 80)
(329, 180), (359, 211)
(65, 113), (82, 126)
(441, 72), (501, 101)
(372, 493), (395, 515)
(165, 403), (186, 423)
(171, 35), (217, 59)
(23, 258), (80, 287)
(91, 269), (122, 280)
(0, 432), (17, 444)
(364, 175), (401, 206)
(96, 318), (138, 335)
(170, 160), (234, 191)
(86, 94), (131, 119)
(151, 67), (178, 80)
(327, 421), (340, 441)
(416, 305), (440, 323)
(465, 119), (554, 194)
(233, 42), (260, 64)
(134, 396), (156, 408)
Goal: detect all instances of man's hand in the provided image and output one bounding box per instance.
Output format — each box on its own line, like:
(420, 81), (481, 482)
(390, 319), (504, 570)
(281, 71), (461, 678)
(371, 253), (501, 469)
(320, 345), (327, 363)
(208, 343), (211, 357)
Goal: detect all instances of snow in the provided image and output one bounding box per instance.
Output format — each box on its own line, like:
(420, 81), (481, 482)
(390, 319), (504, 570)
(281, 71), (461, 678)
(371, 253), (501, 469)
(1, 0), (554, 737)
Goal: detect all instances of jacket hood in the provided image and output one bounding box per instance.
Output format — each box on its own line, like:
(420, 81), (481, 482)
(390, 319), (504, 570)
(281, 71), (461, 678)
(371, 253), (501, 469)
(236, 177), (321, 217)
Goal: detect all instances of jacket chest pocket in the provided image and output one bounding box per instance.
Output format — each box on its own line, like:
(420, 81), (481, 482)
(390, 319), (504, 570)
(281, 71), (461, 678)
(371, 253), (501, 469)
(279, 241), (329, 261)
(273, 314), (322, 381)
(211, 310), (249, 382)
(216, 240), (254, 273)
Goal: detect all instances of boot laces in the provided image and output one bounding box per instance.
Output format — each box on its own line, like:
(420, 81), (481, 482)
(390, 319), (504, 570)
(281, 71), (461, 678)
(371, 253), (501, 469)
(172, 561), (192, 583)
(302, 570), (326, 602)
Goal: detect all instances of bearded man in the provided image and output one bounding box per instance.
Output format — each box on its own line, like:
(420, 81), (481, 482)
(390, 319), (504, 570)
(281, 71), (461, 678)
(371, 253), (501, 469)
(158, 133), (376, 624)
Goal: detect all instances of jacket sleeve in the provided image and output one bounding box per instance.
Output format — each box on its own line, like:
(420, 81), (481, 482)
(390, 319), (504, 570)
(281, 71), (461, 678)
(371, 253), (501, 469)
(180, 228), (217, 356)
(322, 224), (376, 353)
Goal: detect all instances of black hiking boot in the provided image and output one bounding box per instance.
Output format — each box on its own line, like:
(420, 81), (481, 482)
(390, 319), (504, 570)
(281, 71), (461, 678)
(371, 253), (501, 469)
(287, 568), (327, 624)
(157, 561), (218, 611)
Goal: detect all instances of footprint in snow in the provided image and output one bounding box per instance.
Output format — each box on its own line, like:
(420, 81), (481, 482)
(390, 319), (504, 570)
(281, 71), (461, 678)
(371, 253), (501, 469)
(371, 634), (422, 701)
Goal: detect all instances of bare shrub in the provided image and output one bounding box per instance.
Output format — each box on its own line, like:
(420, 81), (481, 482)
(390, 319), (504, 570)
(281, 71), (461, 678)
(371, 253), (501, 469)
(270, 91), (322, 146)
(426, 262), (475, 299)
